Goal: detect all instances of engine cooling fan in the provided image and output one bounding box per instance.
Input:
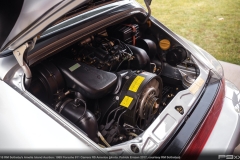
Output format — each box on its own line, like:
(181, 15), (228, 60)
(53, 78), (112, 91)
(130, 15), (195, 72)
(119, 71), (163, 129)
(137, 78), (161, 129)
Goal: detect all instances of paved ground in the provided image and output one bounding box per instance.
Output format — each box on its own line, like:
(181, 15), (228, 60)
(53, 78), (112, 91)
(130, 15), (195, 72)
(220, 61), (240, 90)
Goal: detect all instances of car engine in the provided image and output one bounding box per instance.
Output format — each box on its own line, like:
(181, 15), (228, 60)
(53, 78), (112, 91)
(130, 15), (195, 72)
(29, 22), (195, 148)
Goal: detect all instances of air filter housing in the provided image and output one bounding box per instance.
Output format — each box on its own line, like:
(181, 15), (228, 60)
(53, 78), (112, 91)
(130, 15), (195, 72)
(55, 58), (118, 99)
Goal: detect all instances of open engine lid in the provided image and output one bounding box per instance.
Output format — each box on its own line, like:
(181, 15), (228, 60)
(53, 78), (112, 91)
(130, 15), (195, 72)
(0, 0), (89, 54)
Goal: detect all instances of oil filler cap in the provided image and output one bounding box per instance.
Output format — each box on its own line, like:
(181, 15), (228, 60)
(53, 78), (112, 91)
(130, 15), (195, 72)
(159, 39), (171, 50)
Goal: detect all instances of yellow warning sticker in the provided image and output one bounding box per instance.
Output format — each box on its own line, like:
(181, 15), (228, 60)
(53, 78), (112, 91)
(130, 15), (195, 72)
(120, 96), (133, 108)
(189, 77), (205, 94)
(189, 83), (200, 94)
(129, 76), (145, 92)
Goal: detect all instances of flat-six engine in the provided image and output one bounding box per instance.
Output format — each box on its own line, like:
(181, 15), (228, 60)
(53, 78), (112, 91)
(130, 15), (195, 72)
(29, 23), (189, 147)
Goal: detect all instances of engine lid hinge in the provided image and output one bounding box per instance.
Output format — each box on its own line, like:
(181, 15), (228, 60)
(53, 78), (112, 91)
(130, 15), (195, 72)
(13, 43), (29, 67)
(13, 36), (37, 89)
(143, 0), (152, 24)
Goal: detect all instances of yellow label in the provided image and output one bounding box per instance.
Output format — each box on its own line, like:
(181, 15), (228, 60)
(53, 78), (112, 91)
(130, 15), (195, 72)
(189, 83), (200, 94)
(189, 77), (205, 94)
(195, 78), (205, 86)
(120, 96), (133, 108)
(129, 76), (145, 92)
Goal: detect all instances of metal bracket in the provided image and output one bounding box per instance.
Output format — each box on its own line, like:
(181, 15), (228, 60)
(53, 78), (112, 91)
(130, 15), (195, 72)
(12, 37), (37, 89)
(13, 43), (29, 67)
(143, 0), (152, 24)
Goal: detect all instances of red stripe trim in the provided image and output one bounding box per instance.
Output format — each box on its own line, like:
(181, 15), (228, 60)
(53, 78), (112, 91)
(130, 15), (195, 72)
(182, 78), (225, 160)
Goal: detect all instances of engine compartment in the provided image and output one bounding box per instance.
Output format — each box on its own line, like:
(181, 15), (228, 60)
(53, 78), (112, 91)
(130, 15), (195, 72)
(28, 19), (198, 148)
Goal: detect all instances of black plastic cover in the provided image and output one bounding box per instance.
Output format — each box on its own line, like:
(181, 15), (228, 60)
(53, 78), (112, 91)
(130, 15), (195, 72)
(55, 58), (118, 99)
(136, 39), (157, 59)
(57, 99), (99, 143)
(166, 47), (187, 66)
(30, 62), (65, 104)
(127, 45), (150, 71)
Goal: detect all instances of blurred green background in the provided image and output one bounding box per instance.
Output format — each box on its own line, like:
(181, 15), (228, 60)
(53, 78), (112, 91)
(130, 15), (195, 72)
(137, 0), (240, 65)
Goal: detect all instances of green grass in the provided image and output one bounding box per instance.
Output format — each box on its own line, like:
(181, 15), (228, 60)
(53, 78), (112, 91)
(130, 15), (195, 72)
(137, 0), (240, 65)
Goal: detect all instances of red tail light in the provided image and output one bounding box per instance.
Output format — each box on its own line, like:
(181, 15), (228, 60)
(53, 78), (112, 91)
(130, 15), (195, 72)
(182, 78), (225, 159)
